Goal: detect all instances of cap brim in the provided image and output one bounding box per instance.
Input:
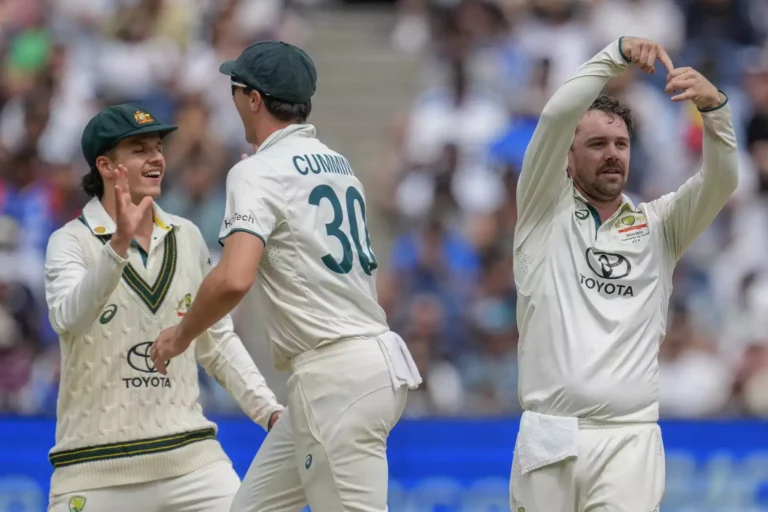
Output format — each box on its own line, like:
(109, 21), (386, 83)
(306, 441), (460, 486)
(219, 60), (237, 76)
(118, 123), (178, 142)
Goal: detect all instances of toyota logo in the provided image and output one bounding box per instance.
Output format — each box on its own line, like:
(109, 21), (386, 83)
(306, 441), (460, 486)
(126, 342), (168, 373)
(585, 248), (631, 280)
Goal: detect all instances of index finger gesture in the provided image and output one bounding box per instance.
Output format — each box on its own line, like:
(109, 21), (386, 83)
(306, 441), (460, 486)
(656, 45), (675, 76)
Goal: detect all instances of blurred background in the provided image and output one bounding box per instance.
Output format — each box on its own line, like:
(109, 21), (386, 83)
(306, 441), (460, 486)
(1, 0), (768, 510)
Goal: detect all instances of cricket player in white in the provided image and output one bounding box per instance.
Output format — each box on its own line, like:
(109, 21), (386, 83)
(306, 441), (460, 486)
(510, 37), (739, 511)
(150, 41), (422, 512)
(45, 103), (283, 512)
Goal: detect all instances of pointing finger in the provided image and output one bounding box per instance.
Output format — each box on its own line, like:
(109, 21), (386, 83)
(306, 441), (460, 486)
(656, 46), (675, 75)
(646, 46), (657, 74)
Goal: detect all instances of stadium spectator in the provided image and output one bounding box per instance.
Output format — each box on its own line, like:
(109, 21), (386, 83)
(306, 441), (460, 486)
(0, 0), (766, 419)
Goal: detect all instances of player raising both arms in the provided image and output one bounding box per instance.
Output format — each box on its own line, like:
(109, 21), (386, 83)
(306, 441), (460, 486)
(44, 103), (283, 512)
(510, 37), (738, 511)
(150, 41), (422, 512)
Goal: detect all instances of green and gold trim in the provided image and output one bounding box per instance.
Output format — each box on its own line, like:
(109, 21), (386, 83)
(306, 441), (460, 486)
(120, 232), (177, 313)
(50, 428), (216, 469)
(78, 215), (178, 314)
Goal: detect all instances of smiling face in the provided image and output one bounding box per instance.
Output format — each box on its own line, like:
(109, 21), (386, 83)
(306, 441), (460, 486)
(568, 110), (631, 204)
(101, 133), (166, 202)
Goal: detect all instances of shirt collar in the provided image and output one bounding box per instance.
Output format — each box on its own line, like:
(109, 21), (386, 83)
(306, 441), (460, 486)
(80, 196), (179, 236)
(258, 124), (317, 153)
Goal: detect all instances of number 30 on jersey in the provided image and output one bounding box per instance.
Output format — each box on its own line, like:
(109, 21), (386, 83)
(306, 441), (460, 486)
(308, 184), (378, 275)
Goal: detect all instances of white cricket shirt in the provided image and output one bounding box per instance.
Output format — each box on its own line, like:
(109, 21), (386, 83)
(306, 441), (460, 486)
(514, 39), (739, 423)
(220, 124), (390, 371)
(44, 198), (281, 494)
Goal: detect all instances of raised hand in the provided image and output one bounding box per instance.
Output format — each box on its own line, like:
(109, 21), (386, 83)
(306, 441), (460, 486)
(111, 165), (153, 255)
(620, 37), (675, 75)
(664, 67), (724, 110)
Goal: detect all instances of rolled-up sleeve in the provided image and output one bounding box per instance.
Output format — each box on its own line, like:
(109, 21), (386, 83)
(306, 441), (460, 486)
(45, 230), (129, 336)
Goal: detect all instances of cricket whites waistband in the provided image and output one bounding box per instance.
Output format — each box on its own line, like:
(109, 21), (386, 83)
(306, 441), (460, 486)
(49, 428), (217, 468)
(48, 428), (231, 496)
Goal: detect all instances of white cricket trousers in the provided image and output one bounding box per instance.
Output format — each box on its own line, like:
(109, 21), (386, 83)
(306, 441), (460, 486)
(510, 422), (665, 512)
(48, 460), (240, 512)
(231, 338), (408, 512)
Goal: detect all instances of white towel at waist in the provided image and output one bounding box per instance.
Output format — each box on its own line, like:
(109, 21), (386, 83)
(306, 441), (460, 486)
(376, 331), (422, 390)
(516, 410), (579, 474)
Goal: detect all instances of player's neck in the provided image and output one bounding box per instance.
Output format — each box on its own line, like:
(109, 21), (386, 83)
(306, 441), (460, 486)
(592, 202), (621, 224)
(574, 184), (623, 223)
(253, 120), (298, 148)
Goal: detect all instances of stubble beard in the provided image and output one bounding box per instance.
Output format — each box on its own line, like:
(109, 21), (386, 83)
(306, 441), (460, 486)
(574, 172), (624, 203)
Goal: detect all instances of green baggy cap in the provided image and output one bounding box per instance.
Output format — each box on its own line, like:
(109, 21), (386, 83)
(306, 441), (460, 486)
(81, 103), (178, 167)
(219, 40), (317, 104)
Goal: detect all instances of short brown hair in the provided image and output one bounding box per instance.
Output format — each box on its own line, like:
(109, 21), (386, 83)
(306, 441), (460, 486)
(585, 95), (635, 138)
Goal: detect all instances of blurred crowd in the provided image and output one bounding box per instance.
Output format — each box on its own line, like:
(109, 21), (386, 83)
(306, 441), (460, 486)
(378, 0), (768, 419)
(1, 0), (768, 421)
(0, 0), (310, 415)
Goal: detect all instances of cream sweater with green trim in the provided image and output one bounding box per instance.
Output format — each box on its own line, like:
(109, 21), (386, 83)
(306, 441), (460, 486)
(44, 200), (281, 496)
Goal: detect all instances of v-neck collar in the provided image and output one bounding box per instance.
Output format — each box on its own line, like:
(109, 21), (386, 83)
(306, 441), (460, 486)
(572, 183), (636, 228)
(78, 202), (179, 315)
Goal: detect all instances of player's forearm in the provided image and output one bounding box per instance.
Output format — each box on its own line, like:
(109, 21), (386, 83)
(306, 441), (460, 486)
(540, 39), (630, 129)
(517, 39), (629, 202)
(693, 97), (739, 220)
(662, 97), (739, 258)
(198, 330), (283, 430)
(47, 242), (128, 335)
(177, 265), (248, 345)
(700, 94), (739, 183)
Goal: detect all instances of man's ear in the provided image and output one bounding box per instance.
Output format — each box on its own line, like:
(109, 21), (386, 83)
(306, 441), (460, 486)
(95, 155), (114, 179)
(249, 90), (263, 112)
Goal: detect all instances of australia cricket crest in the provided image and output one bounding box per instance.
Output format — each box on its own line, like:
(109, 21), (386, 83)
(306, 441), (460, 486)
(176, 293), (192, 317)
(69, 496), (86, 512)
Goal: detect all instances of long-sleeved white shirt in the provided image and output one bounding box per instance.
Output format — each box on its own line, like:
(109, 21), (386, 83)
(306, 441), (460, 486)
(513, 39), (739, 423)
(46, 198), (282, 428)
(44, 198), (282, 493)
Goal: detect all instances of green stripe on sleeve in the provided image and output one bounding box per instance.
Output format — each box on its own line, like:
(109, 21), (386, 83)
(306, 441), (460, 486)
(218, 228), (266, 247)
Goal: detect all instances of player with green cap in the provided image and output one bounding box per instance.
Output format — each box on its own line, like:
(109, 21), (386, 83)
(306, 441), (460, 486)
(44, 103), (283, 512)
(151, 40), (423, 512)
